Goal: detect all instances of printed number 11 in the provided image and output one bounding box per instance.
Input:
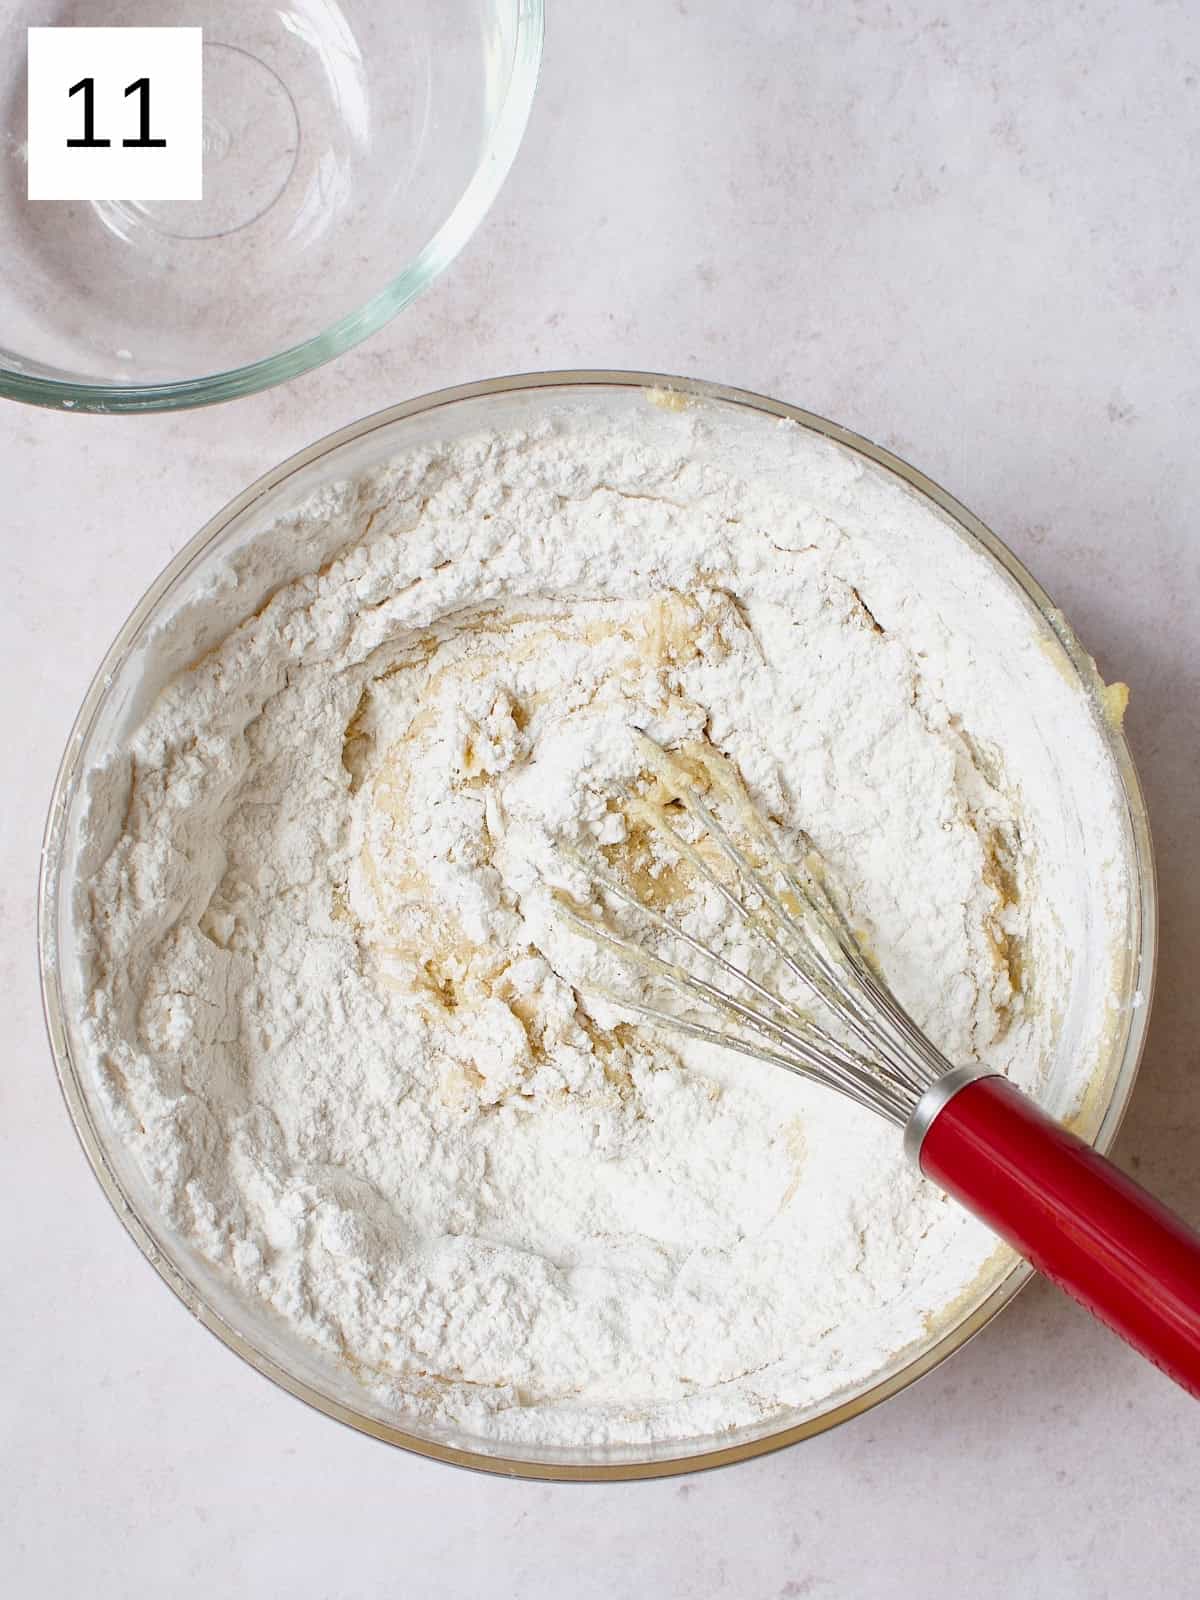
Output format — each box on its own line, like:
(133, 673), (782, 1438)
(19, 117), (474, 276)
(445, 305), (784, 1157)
(67, 76), (167, 149)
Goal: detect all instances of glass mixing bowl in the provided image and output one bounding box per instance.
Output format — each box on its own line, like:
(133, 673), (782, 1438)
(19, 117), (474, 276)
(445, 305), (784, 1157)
(1, 2), (542, 412)
(38, 372), (1157, 1479)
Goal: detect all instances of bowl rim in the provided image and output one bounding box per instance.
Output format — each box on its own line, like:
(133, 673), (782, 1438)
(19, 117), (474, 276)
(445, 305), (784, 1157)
(0, 3), (545, 415)
(37, 368), (1159, 1479)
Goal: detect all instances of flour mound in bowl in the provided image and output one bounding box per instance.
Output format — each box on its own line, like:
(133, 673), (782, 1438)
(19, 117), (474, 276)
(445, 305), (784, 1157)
(73, 407), (1130, 1450)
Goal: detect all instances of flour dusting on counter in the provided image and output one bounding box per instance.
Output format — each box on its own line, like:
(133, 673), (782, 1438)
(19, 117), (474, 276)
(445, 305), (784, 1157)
(72, 404), (1130, 1448)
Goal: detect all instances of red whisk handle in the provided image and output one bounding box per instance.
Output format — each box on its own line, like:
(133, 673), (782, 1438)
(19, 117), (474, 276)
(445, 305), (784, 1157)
(911, 1072), (1200, 1398)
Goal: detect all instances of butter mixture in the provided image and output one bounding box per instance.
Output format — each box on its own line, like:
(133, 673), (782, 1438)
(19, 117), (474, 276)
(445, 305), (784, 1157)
(73, 399), (1130, 1450)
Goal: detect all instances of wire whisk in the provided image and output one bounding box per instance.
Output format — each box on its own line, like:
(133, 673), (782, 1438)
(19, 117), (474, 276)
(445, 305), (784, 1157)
(555, 732), (1200, 1400)
(558, 733), (946, 1126)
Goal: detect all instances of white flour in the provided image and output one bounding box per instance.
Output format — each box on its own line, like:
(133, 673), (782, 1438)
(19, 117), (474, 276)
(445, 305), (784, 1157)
(74, 399), (1130, 1450)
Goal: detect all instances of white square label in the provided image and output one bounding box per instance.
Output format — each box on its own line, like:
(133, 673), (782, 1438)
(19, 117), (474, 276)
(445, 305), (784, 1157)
(27, 27), (202, 202)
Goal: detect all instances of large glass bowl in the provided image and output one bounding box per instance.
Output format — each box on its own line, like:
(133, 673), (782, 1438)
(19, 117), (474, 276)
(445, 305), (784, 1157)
(1, 2), (542, 412)
(38, 372), (1157, 1478)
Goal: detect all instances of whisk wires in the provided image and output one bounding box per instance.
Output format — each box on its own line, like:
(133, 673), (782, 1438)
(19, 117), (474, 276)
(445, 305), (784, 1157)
(556, 735), (951, 1126)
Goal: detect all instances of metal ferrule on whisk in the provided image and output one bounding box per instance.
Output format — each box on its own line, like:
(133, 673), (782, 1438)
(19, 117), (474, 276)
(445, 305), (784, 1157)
(902, 1064), (999, 1163)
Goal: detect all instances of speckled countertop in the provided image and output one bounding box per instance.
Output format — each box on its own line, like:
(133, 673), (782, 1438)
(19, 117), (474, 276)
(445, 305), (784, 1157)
(3, 2), (1198, 1594)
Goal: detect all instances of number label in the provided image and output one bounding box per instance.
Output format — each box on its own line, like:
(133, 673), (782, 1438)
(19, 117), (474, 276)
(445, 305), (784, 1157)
(27, 28), (202, 201)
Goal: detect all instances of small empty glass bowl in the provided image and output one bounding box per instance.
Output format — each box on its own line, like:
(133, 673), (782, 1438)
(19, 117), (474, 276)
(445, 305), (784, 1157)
(1, 1), (542, 412)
